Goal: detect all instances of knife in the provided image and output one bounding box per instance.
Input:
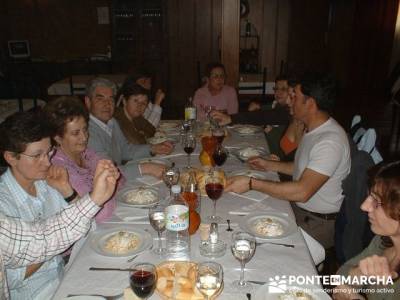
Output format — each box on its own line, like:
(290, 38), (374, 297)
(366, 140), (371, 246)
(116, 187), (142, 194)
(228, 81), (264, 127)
(248, 280), (267, 285)
(256, 241), (295, 248)
(89, 267), (135, 271)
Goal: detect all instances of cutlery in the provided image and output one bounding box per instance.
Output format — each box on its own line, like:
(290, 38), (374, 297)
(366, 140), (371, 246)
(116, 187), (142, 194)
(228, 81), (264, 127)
(126, 254), (139, 262)
(226, 219), (233, 231)
(248, 280), (267, 285)
(89, 267), (135, 271)
(67, 293), (123, 300)
(256, 241), (295, 248)
(246, 292), (252, 300)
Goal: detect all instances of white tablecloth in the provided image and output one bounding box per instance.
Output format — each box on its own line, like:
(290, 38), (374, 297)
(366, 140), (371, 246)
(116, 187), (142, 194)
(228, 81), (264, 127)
(53, 127), (319, 300)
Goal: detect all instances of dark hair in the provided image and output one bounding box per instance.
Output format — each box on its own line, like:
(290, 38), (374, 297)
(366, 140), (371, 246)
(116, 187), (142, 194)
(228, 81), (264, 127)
(44, 96), (89, 138)
(116, 71), (152, 103)
(118, 83), (149, 107)
(205, 62), (226, 77)
(0, 110), (53, 160)
(299, 73), (336, 112)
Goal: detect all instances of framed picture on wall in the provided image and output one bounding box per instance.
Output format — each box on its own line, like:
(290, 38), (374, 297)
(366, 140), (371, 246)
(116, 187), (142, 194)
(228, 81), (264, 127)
(8, 40), (30, 59)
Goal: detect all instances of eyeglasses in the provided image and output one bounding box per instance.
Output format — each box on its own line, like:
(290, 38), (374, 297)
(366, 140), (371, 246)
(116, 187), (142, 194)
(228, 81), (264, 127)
(369, 192), (383, 209)
(210, 73), (226, 79)
(19, 146), (55, 162)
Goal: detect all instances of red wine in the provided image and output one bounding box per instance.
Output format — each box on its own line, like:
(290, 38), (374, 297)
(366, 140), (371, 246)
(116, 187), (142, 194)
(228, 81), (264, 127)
(213, 151), (227, 166)
(184, 146), (194, 154)
(205, 183), (224, 200)
(130, 270), (156, 298)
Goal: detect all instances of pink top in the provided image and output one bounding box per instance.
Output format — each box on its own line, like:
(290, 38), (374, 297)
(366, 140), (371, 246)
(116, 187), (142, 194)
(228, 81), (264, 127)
(193, 84), (239, 121)
(51, 148), (124, 223)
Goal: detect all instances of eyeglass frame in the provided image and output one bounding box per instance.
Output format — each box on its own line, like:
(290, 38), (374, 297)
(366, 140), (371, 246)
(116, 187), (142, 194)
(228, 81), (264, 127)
(17, 146), (56, 162)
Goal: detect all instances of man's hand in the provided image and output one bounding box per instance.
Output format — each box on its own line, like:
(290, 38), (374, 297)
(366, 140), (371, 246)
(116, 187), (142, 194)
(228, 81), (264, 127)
(140, 162), (165, 179)
(210, 111), (232, 126)
(154, 89), (165, 106)
(90, 160), (120, 206)
(248, 101), (261, 112)
(332, 285), (365, 300)
(248, 157), (271, 171)
(46, 165), (73, 198)
(225, 176), (250, 193)
(151, 141), (174, 155)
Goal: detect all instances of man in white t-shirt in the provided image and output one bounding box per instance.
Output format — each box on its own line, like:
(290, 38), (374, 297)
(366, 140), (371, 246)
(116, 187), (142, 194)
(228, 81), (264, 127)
(226, 74), (350, 248)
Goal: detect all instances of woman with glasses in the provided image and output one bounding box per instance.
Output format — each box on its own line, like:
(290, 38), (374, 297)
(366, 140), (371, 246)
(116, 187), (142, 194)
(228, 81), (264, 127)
(114, 83), (157, 144)
(333, 161), (400, 300)
(0, 110), (75, 300)
(194, 62), (238, 121)
(44, 96), (124, 224)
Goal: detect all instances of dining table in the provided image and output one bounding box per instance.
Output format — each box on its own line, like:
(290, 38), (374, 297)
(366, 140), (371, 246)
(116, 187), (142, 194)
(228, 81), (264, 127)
(53, 121), (326, 300)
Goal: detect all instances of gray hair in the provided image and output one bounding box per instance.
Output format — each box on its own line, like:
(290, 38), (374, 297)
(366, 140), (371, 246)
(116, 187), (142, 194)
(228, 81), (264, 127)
(86, 77), (117, 98)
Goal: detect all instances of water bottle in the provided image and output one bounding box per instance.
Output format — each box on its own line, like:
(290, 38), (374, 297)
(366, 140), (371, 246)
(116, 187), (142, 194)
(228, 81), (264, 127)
(184, 97), (197, 121)
(165, 185), (190, 259)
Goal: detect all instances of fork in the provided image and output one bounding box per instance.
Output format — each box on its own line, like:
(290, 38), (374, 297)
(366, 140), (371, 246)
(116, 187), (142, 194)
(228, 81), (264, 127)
(256, 241), (295, 248)
(66, 292), (123, 300)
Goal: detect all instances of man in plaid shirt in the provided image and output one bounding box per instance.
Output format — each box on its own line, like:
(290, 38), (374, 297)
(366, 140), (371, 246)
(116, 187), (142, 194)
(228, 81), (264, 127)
(0, 159), (120, 299)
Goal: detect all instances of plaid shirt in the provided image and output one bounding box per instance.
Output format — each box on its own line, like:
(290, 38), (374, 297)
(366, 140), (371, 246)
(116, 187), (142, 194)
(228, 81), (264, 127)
(0, 169), (67, 299)
(0, 194), (99, 300)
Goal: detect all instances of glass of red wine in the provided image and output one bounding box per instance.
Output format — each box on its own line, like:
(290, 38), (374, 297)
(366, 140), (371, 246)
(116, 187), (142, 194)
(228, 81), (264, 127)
(212, 145), (228, 167)
(205, 173), (224, 222)
(182, 131), (196, 169)
(129, 263), (157, 299)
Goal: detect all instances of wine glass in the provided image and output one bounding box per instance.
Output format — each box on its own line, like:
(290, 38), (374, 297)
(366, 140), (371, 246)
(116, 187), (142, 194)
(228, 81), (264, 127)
(212, 127), (225, 145)
(195, 261), (223, 300)
(212, 145), (228, 167)
(205, 173), (224, 222)
(129, 263), (157, 299)
(148, 204), (166, 255)
(162, 163), (180, 195)
(181, 131), (196, 169)
(230, 232), (256, 292)
(204, 105), (216, 121)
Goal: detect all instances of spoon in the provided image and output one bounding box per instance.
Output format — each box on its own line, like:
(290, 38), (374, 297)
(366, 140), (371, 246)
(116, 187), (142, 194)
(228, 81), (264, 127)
(226, 219), (233, 231)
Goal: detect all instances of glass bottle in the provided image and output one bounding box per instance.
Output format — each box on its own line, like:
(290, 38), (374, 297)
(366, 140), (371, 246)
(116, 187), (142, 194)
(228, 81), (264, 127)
(165, 185), (190, 259)
(184, 97), (197, 121)
(182, 171), (201, 235)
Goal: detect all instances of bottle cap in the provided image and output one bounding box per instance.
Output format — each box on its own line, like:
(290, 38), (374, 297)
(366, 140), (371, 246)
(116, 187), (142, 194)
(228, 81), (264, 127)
(171, 185), (182, 194)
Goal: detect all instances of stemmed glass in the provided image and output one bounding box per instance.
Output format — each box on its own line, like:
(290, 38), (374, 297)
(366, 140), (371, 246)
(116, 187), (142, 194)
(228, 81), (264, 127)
(205, 173), (224, 222)
(162, 163), (180, 195)
(195, 261), (223, 300)
(230, 232), (256, 292)
(129, 263), (157, 299)
(212, 127), (225, 145)
(148, 204), (166, 255)
(212, 145), (228, 167)
(181, 131), (196, 169)
(204, 105), (216, 121)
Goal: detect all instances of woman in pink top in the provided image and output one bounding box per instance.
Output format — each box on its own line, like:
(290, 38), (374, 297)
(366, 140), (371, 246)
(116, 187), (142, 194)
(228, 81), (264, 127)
(194, 62), (238, 121)
(45, 96), (124, 223)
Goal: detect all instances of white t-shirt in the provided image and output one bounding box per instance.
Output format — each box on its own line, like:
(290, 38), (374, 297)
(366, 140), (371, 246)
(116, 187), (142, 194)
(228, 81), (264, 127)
(294, 118), (350, 213)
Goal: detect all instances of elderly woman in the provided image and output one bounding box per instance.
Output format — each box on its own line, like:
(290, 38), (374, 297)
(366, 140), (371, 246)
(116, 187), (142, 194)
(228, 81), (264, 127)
(194, 62), (238, 121)
(118, 71), (165, 127)
(333, 161), (400, 300)
(114, 83), (156, 144)
(44, 96), (122, 223)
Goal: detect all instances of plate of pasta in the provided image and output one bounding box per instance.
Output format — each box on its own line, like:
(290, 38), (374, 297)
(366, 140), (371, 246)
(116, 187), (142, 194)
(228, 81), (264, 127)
(117, 186), (159, 208)
(90, 227), (152, 257)
(239, 211), (297, 240)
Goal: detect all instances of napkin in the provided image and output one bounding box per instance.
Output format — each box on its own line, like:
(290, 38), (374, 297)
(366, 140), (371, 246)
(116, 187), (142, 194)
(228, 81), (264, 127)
(124, 288), (141, 300)
(229, 190), (269, 202)
(229, 201), (271, 215)
(114, 205), (149, 222)
(136, 175), (162, 186)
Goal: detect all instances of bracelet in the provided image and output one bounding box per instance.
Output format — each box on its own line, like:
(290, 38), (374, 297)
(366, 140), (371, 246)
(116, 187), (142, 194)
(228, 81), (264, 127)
(64, 189), (78, 202)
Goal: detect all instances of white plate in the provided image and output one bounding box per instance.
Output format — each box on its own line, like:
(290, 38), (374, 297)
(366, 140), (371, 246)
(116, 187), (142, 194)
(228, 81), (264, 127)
(137, 157), (172, 167)
(232, 147), (268, 162)
(117, 186), (159, 208)
(230, 169), (270, 180)
(233, 125), (262, 135)
(239, 211), (297, 240)
(90, 226), (152, 257)
(255, 284), (331, 300)
(61, 296), (105, 300)
(158, 121), (180, 130)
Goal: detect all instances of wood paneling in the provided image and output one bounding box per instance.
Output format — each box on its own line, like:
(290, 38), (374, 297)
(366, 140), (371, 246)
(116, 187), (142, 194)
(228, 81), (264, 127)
(221, 0), (240, 87)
